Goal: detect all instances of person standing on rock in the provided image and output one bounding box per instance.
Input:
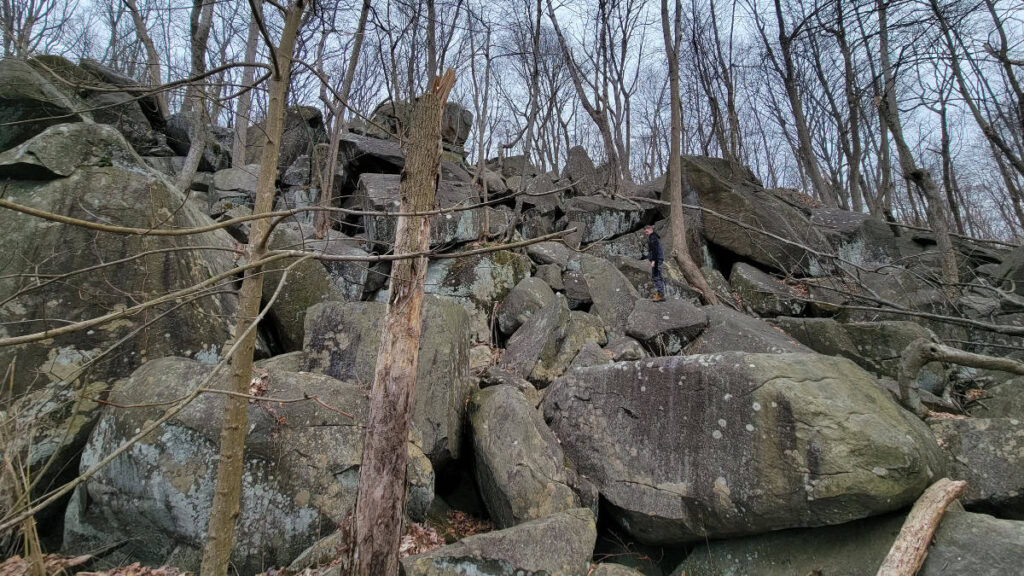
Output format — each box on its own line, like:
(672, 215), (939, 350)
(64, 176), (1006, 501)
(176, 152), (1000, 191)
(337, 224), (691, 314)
(645, 225), (665, 301)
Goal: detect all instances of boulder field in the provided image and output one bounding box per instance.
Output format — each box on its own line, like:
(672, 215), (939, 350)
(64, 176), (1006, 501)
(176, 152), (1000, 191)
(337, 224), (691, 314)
(2, 53), (1023, 575)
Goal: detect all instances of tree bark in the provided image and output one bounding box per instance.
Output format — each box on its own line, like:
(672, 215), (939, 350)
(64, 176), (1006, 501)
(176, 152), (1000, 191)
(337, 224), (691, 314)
(123, 0), (168, 118)
(662, 0), (717, 306)
(197, 2), (306, 575)
(352, 69), (456, 576)
(876, 478), (967, 576)
(175, 0), (215, 192)
(231, 1), (262, 168)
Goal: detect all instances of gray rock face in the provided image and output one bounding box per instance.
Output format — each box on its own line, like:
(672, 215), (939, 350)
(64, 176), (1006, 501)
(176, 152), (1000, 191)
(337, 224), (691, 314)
(611, 256), (702, 303)
(569, 341), (614, 370)
(164, 112), (232, 171)
(562, 145), (610, 196)
(811, 208), (899, 264)
(357, 173), (484, 251)
(582, 255), (640, 334)
(400, 508), (597, 576)
(626, 300), (708, 355)
(930, 417), (1024, 519)
(996, 245), (1024, 296)
(729, 263), (805, 317)
(681, 156), (829, 276)
(605, 336), (647, 361)
(564, 196), (655, 244)
(0, 124), (237, 401)
(498, 277), (556, 336)
(684, 306), (811, 355)
(970, 377), (1024, 418)
(246, 105), (326, 176)
(592, 565), (646, 576)
(213, 164), (260, 202)
(302, 296), (473, 465)
(501, 295), (571, 384)
(0, 58), (87, 152)
(63, 358), (434, 575)
(535, 264), (564, 290)
(674, 507), (1024, 576)
(563, 270), (592, 308)
(542, 354), (944, 544)
(526, 241), (577, 268)
(369, 100), (473, 149)
(470, 385), (580, 528)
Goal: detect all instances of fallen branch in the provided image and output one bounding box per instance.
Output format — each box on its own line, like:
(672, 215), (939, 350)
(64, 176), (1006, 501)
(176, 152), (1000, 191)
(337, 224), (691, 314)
(876, 478), (967, 576)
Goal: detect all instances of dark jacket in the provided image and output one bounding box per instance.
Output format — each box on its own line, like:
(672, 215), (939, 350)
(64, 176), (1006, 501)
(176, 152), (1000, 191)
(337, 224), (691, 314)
(647, 231), (663, 262)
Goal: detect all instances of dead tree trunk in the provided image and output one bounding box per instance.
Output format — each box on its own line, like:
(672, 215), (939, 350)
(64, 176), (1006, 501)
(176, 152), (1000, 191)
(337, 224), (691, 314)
(231, 1), (261, 168)
(898, 337), (1024, 417)
(876, 478), (967, 576)
(175, 0), (215, 192)
(352, 69), (457, 576)
(662, 0), (718, 306)
(197, 2), (307, 575)
(123, 0), (168, 118)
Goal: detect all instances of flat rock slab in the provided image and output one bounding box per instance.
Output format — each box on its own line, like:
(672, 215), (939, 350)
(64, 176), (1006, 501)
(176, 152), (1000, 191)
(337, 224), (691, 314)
(684, 306), (811, 355)
(542, 353), (944, 545)
(626, 300), (708, 355)
(930, 417), (1024, 519)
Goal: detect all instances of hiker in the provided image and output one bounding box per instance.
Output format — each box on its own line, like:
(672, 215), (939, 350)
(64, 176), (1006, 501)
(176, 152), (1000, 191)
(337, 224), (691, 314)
(644, 225), (665, 301)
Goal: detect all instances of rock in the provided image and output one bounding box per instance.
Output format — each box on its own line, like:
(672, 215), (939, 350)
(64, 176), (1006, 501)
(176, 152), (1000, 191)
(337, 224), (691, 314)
(63, 358), (433, 575)
(770, 318), (946, 394)
(563, 270), (592, 308)
(681, 156), (829, 276)
(592, 565), (647, 576)
(479, 366), (544, 408)
(164, 113), (232, 171)
(674, 507), (1024, 576)
(213, 164), (260, 201)
(582, 255), (640, 334)
(303, 296), (473, 465)
(500, 295), (570, 384)
(275, 186), (318, 226)
(930, 417), (1024, 519)
(255, 351), (306, 372)
(562, 146), (610, 196)
(282, 154), (312, 186)
(400, 508), (597, 576)
(78, 58), (165, 133)
(569, 341), (614, 370)
(470, 343), (495, 372)
(535, 263), (564, 290)
(246, 105), (326, 176)
(262, 223), (348, 351)
(143, 155), (186, 177)
(369, 100), (473, 149)
(729, 263), (805, 317)
(294, 229), (371, 301)
(420, 250), (531, 341)
(683, 306), (811, 354)
(357, 173), (483, 251)
(625, 300), (708, 355)
(563, 196), (655, 244)
(542, 353), (945, 544)
(521, 173), (563, 214)
(970, 377), (1024, 417)
(470, 386), (580, 528)
(0, 123), (238, 401)
(611, 256), (702, 303)
(605, 336), (647, 361)
(0, 58), (87, 152)
(526, 241), (576, 267)
(336, 133), (405, 182)
(498, 277), (556, 336)
(811, 208), (899, 264)
(549, 311), (608, 381)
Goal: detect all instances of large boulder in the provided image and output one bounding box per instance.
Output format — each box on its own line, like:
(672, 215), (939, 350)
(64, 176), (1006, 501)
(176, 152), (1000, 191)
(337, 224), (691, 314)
(0, 123), (238, 400)
(674, 507), (1024, 576)
(811, 208), (899, 264)
(500, 295), (571, 384)
(680, 156), (829, 276)
(0, 57), (87, 152)
(626, 300), (708, 355)
(563, 196), (655, 245)
(930, 417), (1024, 519)
(683, 306), (811, 354)
(970, 377), (1024, 418)
(498, 277), (556, 336)
(729, 263), (805, 317)
(542, 353), (945, 544)
(400, 508), (597, 576)
(164, 112), (232, 171)
(581, 255), (640, 334)
(470, 385), (580, 528)
(63, 358), (433, 575)
(246, 106), (326, 176)
(369, 100), (473, 150)
(302, 297), (473, 465)
(357, 173), (484, 251)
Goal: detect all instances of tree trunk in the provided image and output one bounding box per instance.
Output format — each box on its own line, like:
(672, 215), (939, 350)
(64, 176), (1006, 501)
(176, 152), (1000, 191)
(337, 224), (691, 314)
(197, 3), (306, 575)
(352, 69), (456, 576)
(231, 2), (261, 168)
(662, 0), (717, 306)
(175, 0), (215, 192)
(876, 478), (967, 576)
(123, 0), (168, 118)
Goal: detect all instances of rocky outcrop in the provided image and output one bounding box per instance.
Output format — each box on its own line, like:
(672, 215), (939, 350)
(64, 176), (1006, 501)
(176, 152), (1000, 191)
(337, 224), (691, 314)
(470, 385), (579, 528)
(684, 306), (811, 354)
(581, 255), (640, 334)
(729, 263), (805, 317)
(246, 106), (326, 176)
(501, 295), (571, 384)
(563, 196), (655, 245)
(498, 277), (557, 336)
(302, 296), (473, 465)
(930, 417), (1024, 519)
(0, 58), (89, 152)
(63, 358), (434, 575)
(625, 299), (708, 354)
(970, 377), (1024, 417)
(674, 507), (1024, 576)
(400, 508), (597, 576)
(542, 354), (944, 544)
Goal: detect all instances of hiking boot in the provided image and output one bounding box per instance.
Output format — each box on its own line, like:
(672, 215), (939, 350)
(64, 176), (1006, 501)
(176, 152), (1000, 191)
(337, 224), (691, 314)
(652, 293), (664, 302)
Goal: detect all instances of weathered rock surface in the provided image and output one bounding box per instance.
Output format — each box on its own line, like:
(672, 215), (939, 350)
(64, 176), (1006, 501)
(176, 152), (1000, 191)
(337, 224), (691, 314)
(63, 358), (434, 575)
(626, 300), (708, 355)
(683, 306), (811, 355)
(246, 105), (325, 176)
(470, 385), (579, 528)
(930, 417), (1024, 519)
(500, 295), (570, 384)
(674, 507), (1024, 576)
(592, 564), (646, 576)
(0, 58), (87, 152)
(303, 296), (473, 464)
(498, 277), (556, 336)
(970, 377), (1024, 418)
(542, 354), (944, 544)
(563, 196), (654, 244)
(811, 208), (899, 264)
(0, 123), (237, 400)
(582, 255), (640, 334)
(729, 263), (805, 317)
(400, 508), (597, 576)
